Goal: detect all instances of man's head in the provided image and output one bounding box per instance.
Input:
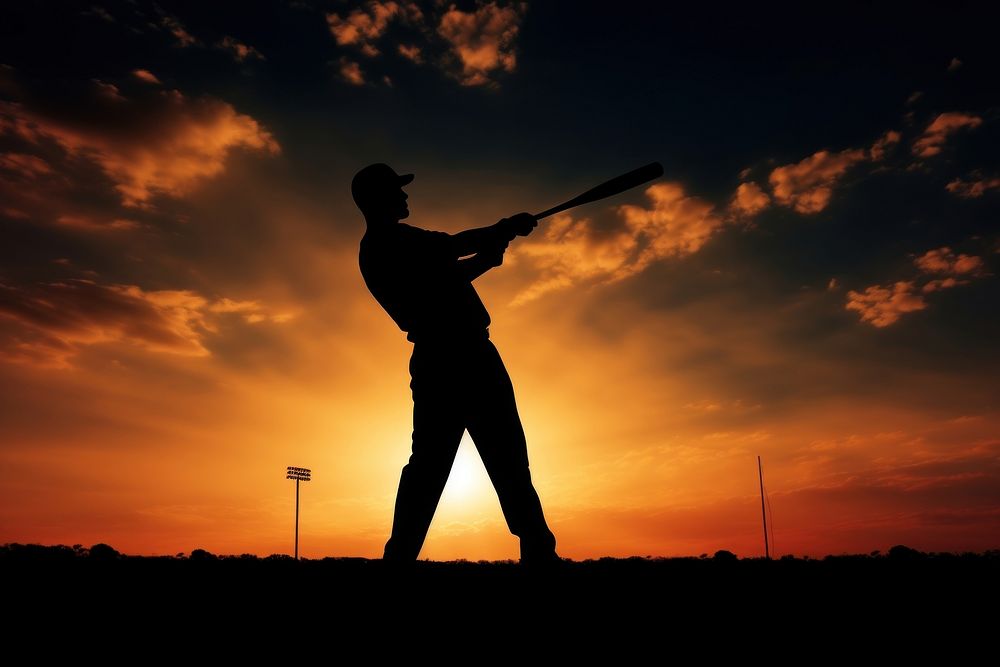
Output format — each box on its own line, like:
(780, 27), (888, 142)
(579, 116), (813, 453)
(351, 163), (413, 223)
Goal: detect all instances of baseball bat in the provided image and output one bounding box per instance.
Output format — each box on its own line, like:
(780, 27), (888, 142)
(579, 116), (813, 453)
(532, 162), (664, 220)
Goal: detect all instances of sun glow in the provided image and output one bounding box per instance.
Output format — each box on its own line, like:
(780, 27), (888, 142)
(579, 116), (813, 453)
(439, 434), (493, 504)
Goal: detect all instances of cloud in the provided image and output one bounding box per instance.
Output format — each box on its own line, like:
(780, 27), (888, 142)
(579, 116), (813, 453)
(323, 2), (526, 87)
(398, 43), (423, 63)
(0, 152), (53, 179)
(56, 215), (140, 232)
(326, 1), (422, 56)
(869, 130), (901, 161)
(769, 148), (867, 214)
(83, 6), (115, 23)
(845, 281), (927, 328)
(0, 88), (280, 207)
(160, 14), (198, 48)
(846, 247), (988, 325)
(0, 279), (292, 368)
(912, 112), (982, 158)
(2, 207), (29, 219)
(92, 79), (125, 102)
(921, 278), (962, 293)
(729, 181), (770, 218)
(946, 174), (1000, 198)
(217, 36), (265, 62)
(512, 182), (722, 303)
(437, 2), (527, 86)
(132, 69), (161, 85)
(337, 58), (365, 86)
(915, 247), (986, 293)
(0, 279), (211, 367)
(914, 247), (985, 276)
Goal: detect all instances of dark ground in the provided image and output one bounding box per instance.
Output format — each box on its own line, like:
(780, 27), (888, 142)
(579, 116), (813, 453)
(4, 543), (998, 655)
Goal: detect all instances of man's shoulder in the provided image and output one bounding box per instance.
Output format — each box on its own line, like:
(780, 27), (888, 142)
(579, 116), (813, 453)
(360, 223), (450, 260)
(397, 223), (450, 239)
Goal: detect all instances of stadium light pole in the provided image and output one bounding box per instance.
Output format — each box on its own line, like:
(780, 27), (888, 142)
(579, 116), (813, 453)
(286, 466), (311, 560)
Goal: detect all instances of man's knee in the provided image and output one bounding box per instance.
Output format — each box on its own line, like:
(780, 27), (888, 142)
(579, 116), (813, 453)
(404, 445), (456, 477)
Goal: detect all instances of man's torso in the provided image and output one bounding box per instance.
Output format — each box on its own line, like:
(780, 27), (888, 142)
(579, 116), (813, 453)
(359, 223), (491, 342)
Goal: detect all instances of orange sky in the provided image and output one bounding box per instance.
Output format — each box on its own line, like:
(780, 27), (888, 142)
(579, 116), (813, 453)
(1, 2), (998, 560)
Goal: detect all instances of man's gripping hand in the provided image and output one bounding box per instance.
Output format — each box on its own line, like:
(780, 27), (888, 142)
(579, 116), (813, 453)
(498, 212), (538, 241)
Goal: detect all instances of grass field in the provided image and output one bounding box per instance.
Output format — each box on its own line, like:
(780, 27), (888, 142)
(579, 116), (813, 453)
(4, 543), (997, 654)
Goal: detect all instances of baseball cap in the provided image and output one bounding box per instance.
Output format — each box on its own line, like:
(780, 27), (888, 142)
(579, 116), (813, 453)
(351, 163), (414, 210)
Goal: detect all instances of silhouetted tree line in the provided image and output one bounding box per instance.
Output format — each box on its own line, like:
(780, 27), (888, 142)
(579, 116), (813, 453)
(2, 542), (997, 565)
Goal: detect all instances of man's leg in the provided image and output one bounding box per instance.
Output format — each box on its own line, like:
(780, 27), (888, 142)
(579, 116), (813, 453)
(383, 349), (465, 562)
(466, 341), (557, 561)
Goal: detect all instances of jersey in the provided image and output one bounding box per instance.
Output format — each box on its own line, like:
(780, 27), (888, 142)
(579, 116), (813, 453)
(359, 222), (491, 343)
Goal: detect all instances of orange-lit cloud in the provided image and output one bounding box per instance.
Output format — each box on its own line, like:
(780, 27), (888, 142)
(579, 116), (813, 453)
(912, 112), (982, 158)
(0, 279), (292, 368)
(0, 90), (279, 207)
(217, 36), (265, 62)
(946, 174), (1000, 198)
(337, 58), (365, 86)
(845, 281), (926, 327)
(398, 44), (423, 63)
(512, 182), (722, 303)
(437, 2), (526, 86)
(0, 152), (52, 178)
(729, 181), (770, 218)
(326, 1), (422, 57)
(914, 247), (985, 277)
(56, 215), (139, 232)
(846, 247), (988, 324)
(132, 69), (161, 85)
(869, 129), (901, 161)
(92, 79), (125, 102)
(769, 148), (867, 214)
(323, 2), (525, 87)
(915, 247), (986, 293)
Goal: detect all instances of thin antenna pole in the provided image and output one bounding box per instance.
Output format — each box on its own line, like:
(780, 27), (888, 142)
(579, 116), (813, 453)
(295, 478), (300, 560)
(758, 455), (770, 559)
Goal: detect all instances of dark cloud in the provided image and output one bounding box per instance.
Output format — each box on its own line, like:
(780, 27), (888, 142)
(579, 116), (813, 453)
(0, 84), (279, 208)
(0, 278), (293, 368)
(216, 36), (264, 63)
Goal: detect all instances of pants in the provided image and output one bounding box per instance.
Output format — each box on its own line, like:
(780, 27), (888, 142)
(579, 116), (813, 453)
(383, 336), (557, 561)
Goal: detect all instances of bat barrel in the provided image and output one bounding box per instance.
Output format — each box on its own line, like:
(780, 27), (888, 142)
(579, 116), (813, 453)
(533, 162), (663, 220)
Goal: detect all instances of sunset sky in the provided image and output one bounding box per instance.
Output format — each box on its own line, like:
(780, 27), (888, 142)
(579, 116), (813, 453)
(1, 2), (998, 560)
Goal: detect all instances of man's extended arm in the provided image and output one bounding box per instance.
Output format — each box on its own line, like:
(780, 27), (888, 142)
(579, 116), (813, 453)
(449, 212), (537, 257)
